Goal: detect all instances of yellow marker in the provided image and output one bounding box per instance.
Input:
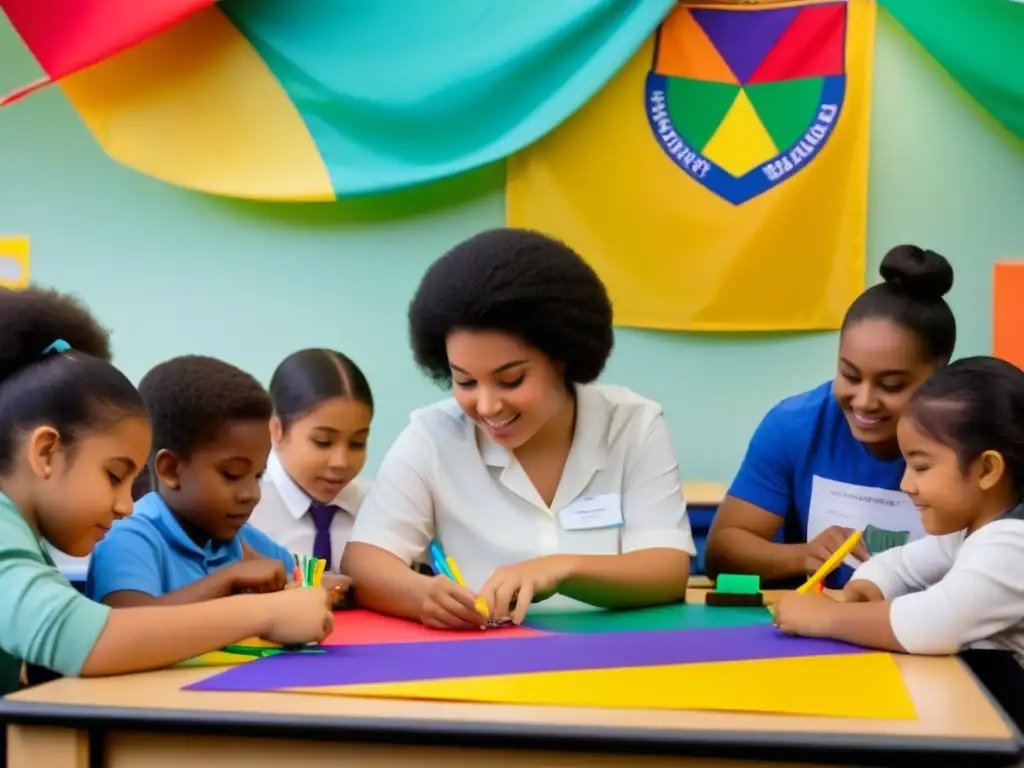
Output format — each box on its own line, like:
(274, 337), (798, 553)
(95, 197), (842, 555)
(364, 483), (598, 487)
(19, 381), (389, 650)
(446, 556), (491, 619)
(797, 530), (863, 594)
(313, 559), (327, 588)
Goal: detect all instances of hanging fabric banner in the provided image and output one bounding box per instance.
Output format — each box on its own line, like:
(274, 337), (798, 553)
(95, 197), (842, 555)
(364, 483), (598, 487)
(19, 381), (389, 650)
(507, 0), (876, 332)
(3, 0), (673, 201)
(881, 0), (1023, 142)
(0, 0), (217, 105)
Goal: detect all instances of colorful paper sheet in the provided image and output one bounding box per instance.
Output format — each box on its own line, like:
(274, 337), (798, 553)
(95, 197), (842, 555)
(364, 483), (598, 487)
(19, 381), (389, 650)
(176, 650), (256, 668)
(174, 610), (538, 667)
(303, 652), (916, 721)
(177, 636), (282, 667)
(187, 623), (865, 692)
(322, 610), (543, 646)
(523, 603), (771, 633)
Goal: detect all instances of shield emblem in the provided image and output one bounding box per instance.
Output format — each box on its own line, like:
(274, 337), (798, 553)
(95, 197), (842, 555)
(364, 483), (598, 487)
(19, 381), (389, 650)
(645, 2), (848, 205)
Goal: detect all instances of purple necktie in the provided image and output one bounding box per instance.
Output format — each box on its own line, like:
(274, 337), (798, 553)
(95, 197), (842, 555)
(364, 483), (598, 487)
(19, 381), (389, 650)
(309, 503), (337, 567)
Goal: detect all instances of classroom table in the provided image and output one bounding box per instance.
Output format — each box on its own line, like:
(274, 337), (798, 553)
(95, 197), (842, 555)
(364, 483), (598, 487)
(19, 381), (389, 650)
(682, 480), (726, 576)
(2, 589), (1021, 768)
(682, 480), (726, 508)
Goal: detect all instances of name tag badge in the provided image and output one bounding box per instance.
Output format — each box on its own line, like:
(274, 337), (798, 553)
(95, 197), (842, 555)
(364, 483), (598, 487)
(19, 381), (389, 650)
(559, 494), (624, 531)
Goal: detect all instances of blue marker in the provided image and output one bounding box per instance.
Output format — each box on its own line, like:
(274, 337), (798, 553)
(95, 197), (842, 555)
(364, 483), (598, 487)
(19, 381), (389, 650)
(429, 540), (454, 579)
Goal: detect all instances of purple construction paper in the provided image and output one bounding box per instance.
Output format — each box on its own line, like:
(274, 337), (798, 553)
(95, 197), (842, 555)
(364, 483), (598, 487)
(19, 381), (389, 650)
(690, 7), (798, 84)
(188, 623), (866, 693)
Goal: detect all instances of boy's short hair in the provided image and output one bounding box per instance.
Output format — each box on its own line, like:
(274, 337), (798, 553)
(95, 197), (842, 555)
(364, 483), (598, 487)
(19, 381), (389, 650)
(138, 355), (272, 458)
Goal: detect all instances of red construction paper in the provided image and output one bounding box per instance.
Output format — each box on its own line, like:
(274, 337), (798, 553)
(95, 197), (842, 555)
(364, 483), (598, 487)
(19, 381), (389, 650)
(322, 610), (545, 646)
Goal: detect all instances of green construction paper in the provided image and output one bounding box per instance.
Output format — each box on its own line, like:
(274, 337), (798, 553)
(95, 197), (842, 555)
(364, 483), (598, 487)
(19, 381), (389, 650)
(222, 644), (326, 658)
(522, 602), (772, 634)
(714, 574), (761, 595)
(863, 524), (910, 555)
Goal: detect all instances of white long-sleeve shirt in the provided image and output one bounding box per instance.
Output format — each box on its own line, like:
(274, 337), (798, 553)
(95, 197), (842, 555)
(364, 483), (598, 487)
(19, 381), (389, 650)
(850, 509), (1024, 660)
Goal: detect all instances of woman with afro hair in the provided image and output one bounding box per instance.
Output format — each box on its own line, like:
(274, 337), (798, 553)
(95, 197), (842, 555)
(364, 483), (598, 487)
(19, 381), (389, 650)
(342, 228), (695, 629)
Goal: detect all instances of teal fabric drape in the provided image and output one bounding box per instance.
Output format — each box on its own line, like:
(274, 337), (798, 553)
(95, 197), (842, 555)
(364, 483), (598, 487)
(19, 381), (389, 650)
(221, 0), (675, 196)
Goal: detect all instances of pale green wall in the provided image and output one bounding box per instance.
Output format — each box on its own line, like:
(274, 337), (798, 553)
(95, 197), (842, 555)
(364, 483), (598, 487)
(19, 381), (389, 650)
(0, 10), (1021, 484)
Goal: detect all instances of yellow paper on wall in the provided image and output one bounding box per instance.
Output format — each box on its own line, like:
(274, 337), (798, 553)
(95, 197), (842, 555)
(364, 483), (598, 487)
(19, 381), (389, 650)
(0, 235), (30, 289)
(291, 652), (916, 720)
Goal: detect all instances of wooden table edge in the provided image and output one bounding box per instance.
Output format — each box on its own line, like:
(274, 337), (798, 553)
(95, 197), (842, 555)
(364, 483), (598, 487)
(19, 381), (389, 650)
(4, 589), (1022, 766)
(1, 692), (1021, 767)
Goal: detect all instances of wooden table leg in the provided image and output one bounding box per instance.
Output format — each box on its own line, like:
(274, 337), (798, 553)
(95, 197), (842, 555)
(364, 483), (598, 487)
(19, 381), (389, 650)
(7, 725), (89, 768)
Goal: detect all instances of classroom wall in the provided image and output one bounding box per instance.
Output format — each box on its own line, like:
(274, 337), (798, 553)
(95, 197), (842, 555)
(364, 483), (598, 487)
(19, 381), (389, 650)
(0, 10), (1022, 485)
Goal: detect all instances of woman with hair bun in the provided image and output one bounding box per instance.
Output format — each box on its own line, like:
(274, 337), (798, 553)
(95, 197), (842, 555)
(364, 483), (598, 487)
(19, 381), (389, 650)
(705, 245), (957, 588)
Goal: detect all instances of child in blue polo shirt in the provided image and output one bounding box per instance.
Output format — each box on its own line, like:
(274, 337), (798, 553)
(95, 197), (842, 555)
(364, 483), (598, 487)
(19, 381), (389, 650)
(88, 356), (312, 606)
(0, 289), (333, 698)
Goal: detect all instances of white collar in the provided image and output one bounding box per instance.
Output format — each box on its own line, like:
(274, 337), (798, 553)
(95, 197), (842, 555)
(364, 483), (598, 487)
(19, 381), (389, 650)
(265, 450), (362, 521)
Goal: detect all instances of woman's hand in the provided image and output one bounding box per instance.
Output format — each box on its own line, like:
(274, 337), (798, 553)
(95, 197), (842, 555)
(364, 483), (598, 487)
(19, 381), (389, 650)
(420, 576), (488, 630)
(477, 555), (576, 624)
(803, 526), (870, 573)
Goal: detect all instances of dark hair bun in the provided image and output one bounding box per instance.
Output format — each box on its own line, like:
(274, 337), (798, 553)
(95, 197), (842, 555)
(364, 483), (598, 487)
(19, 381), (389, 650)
(879, 245), (954, 301)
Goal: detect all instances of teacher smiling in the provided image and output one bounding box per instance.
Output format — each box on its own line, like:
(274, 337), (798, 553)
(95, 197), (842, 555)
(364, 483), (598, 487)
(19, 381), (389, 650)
(342, 228), (695, 628)
(705, 245), (957, 588)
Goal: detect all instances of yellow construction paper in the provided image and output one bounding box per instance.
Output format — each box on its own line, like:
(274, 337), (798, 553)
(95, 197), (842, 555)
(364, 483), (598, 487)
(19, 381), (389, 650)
(175, 636), (278, 667)
(0, 235), (30, 289)
(290, 653), (916, 720)
(176, 651), (256, 668)
(59, 7), (334, 202)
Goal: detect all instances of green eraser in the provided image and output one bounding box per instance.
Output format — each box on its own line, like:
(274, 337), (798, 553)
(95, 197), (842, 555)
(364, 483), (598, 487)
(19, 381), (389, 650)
(715, 574), (761, 595)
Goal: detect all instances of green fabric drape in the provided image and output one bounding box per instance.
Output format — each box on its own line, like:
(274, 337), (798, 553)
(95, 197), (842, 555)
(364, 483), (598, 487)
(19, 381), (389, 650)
(882, 0), (1024, 141)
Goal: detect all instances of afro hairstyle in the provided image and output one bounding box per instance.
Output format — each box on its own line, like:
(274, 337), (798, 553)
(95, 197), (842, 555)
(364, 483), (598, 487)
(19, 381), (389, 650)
(408, 228), (614, 386)
(138, 355), (272, 459)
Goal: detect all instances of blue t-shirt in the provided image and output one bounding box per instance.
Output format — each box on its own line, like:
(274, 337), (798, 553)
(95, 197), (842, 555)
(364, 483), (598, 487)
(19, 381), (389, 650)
(728, 381), (910, 587)
(86, 492), (294, 602)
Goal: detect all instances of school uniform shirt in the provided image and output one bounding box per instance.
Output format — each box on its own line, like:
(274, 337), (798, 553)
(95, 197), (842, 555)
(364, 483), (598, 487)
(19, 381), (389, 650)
(728, 381), (924, 587)
(0, 492), (110, 696)
(850, 504), (1024, 662)
(249, 450), (368, 572)
(349, 383), (696, 613)
(86, 491), (293, 603)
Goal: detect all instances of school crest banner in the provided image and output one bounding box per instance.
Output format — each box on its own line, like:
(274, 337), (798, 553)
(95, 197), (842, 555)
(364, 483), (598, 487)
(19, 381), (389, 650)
(507, 0), (876, 332)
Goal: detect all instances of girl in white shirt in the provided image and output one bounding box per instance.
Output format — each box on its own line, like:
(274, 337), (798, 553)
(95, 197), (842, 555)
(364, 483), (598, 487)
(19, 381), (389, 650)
(774, 357), (1024, 668)
(249, 349), (373, 577)
(342, 228), (695, 629)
